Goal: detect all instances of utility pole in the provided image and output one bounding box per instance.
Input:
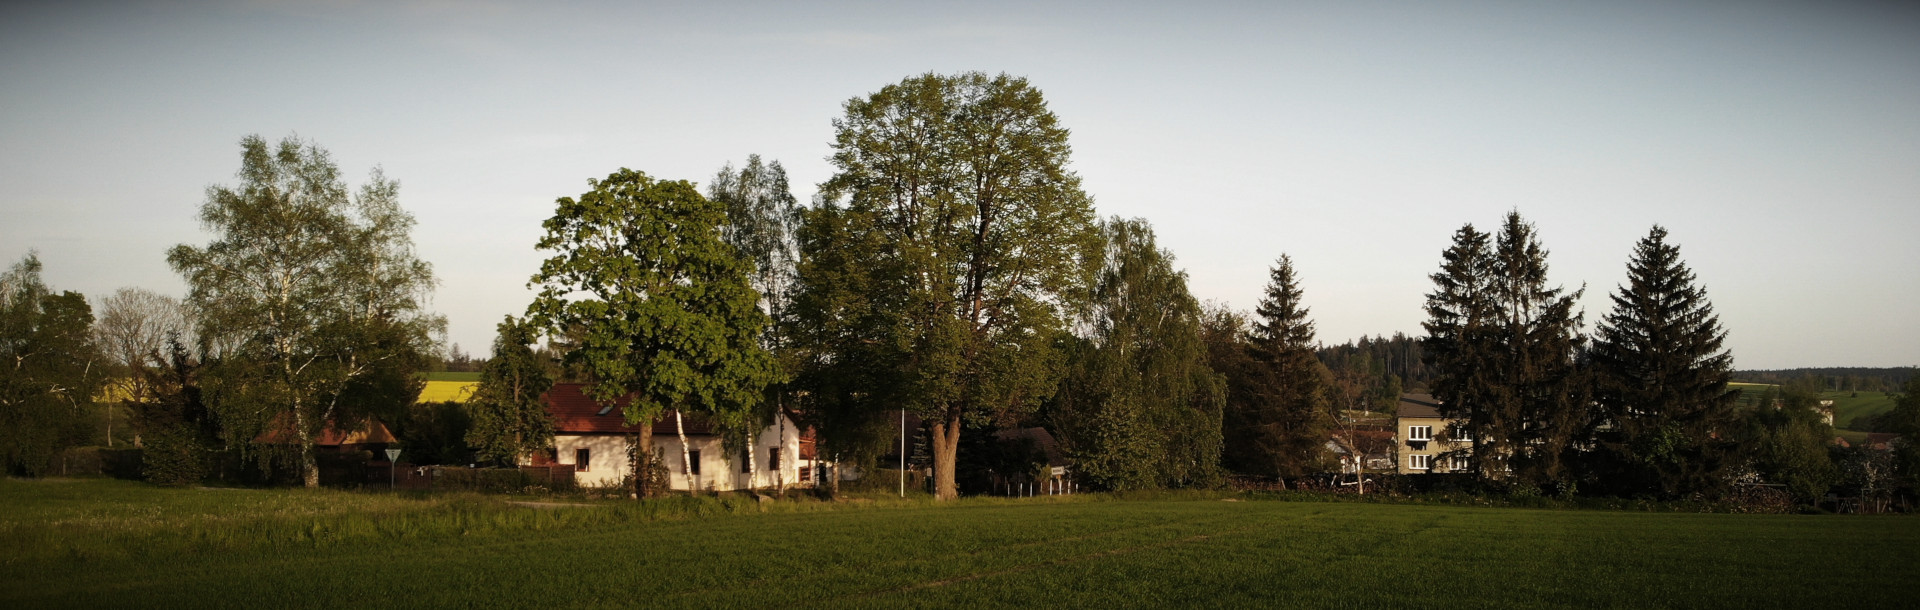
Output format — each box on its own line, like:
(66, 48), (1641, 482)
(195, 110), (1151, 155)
(899, 409), (906, 498)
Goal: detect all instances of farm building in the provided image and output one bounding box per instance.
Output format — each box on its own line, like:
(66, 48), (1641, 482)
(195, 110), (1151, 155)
(537, 382), (821, 491)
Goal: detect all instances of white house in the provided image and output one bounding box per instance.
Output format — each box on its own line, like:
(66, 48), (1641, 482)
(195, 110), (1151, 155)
(538, 383), (821, 491)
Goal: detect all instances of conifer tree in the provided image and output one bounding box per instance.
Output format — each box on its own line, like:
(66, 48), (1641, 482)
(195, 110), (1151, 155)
(1223, 254), (1330, 479)
(1423, 225), (1498, 474)
(1591, 226), (1740, 497)
(465, 317), (556, 467)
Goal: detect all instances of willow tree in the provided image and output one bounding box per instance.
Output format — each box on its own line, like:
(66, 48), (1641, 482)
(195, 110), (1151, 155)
(817, 72), (1099, 500)
(526, 168), (775, 498)
(1051, 218), (1224, 490)
(1591, 226), (1740, 497)
(169, 135), (440, 487)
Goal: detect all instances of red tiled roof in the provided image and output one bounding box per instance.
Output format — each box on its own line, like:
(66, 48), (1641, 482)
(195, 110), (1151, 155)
(253, 413), (398, 446)
(543, 382), (715, 435)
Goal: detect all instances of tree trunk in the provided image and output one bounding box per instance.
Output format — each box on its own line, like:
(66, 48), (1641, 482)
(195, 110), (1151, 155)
(632, 424), (655, 499)
(774, 407), (786, 495)
(676, 410), (697, 493)
(295, 409), (319, 488)
(932, 413), (960, 500)
(746, 427), (760, 493)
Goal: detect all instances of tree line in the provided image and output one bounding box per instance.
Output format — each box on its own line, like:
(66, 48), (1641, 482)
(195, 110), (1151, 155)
(5, 72), (1916, 508)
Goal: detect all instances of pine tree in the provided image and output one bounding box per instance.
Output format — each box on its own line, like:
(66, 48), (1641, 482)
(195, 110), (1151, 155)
(1422, 225), (1498, 475)
(1223, 254), (1329, 479)
(1591, 226), (1740, 497)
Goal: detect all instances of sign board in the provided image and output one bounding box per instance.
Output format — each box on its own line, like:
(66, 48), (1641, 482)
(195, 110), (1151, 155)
(385, 448), (402, 463)
(1050, 466), (1065, 476)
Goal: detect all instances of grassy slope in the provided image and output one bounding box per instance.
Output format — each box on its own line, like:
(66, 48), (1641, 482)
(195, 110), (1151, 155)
(1823, 391), (1896, 431)
(2, 480), (1915, 609)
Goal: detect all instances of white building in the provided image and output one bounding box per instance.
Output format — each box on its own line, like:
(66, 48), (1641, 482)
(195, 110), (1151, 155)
(539, 383), (820, 491)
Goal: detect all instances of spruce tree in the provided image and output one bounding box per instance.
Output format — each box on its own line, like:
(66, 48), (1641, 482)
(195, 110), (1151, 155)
(1591, 226), (1739, 497)
(1422, 225), (1497, 475)
(465, 317), (556, 467)
(1223, 254), (1329, 479)
(1487, 211), (1587, 487)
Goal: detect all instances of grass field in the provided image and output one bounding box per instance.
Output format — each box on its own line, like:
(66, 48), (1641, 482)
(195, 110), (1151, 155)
(1822, 390), (1897, 431)
(2, 479), (1914, 609)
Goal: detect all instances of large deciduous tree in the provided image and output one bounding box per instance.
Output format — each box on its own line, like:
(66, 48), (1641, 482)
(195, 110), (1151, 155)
(816, 72), (1099, 500)
(1590, 226), (1742, 497)
(464, 317), (556, 466)
(526, 168), (776, 498)
(0, 253), (105, 476)
(93, 287), (191, 447)
(1222, 254), (1331, 479)
(169, 135), (441, 487)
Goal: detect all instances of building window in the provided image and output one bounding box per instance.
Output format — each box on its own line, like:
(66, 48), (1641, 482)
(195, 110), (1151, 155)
(1450, 454), (1469, 472)
(1409, 454), (1431, 470)
(1408, 425), (1432, 442)
(1452, 425), (1472, 442)
(769, 447), (781, 471)
(575, 448), (590, 472)
(688, 450), (701, 476)
(741, 448), (752, 473)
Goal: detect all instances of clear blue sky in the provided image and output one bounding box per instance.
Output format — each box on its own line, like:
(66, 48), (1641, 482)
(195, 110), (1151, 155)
(3, 1), (1915, 369)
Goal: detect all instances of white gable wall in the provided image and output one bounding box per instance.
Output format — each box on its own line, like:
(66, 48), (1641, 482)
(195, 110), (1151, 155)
(553, 415), (804, 491)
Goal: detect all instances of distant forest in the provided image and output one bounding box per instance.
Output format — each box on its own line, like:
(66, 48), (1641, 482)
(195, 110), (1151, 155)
(1732, 367), (1916, 393)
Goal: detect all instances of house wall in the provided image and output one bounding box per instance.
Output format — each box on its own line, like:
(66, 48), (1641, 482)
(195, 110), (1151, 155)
(1396, 415), (1471, 474)
(552, 416), (805, 491)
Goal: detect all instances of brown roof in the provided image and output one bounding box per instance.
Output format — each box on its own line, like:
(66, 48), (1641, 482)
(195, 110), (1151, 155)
(253, 414), (398, 446)
(995, 427), (1070, 467)
(1398, 393), (1445, 418)
(544, 382), (716, 435)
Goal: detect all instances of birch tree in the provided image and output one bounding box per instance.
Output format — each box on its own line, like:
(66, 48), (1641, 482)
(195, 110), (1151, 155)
(710, 155), (802, 492)
(169, 134), (440, 487)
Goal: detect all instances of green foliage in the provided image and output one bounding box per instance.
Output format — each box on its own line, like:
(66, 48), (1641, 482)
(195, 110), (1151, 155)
(1744, 390), (1838, 503)
(1590, 226), (1743, 498)
(1885, 376), (1920, 491)
(0, 253), (106, 476)
(814, 72), (1100, 499)
(1220, 254), (1331, 479)
(784, 203), (907, 472)
(1422, 213), (1587, 486)
(708, 155), (803, 473)
(1052, 218), (1224, 490)
(463, 318), (553, 466)
(525, 168), (776, 496)
(168, 135), (441, 487)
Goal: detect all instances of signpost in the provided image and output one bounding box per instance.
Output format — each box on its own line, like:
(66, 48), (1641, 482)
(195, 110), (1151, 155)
(385, 448), (402, 491)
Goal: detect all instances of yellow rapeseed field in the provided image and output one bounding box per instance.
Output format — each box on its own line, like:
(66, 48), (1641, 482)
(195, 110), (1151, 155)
(417, 381), (477, 403)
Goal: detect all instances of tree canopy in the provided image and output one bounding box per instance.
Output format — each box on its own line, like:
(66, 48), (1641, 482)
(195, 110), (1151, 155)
(526, 168), (776, 497)
(815, 71), (1099, 500)
(0, 253), (104, 476)
(1220, 254), (1330, 479)
(168, 135), (440, 486)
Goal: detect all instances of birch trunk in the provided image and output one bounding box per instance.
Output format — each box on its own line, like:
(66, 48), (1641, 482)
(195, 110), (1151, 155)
(676, 410), (697, 492)
(746, 429), (760, 492)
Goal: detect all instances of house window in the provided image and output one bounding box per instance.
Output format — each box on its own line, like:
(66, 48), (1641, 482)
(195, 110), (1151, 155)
(575, 448), (590, 472)
(1409, 454), (1431, 470)
(1408, 425), (1432, 442)
(1450, 454), (1469, 472)
(769, 447), (781, 471)
(741, 448), (752, 473)
(688, 450), (701, 475)
(1452, 425), (1472, 442)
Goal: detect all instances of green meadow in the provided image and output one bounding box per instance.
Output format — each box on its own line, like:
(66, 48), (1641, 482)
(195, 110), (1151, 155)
(2, 479), (1914, 609)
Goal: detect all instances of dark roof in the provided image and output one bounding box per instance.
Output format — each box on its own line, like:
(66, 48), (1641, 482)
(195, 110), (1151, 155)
(543, 382), (715, 435)
(995, 427), (1070, 467)
(1398, 393), (1444, 419)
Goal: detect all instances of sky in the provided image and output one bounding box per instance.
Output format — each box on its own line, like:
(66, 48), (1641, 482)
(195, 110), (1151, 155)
(2, 0), (1915, 370)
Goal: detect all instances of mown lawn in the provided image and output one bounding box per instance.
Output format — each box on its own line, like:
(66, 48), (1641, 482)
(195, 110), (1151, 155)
(1823, 390), (1897, 431)
(2, 479), (1914, 609)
